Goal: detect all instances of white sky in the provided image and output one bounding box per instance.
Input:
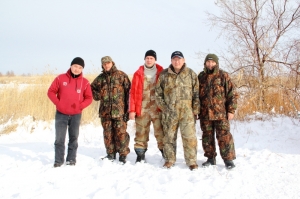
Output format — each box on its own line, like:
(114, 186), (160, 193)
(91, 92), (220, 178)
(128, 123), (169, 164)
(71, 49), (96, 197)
(0, 0), (222, 75)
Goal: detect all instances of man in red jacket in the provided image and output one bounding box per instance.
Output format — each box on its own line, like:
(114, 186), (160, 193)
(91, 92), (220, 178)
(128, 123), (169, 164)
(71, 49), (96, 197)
(47, 57), (93, 168)
(129, 50), (164, 163)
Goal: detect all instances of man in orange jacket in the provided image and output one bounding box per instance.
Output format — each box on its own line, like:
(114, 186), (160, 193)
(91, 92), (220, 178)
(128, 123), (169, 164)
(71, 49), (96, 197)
(129, 50), (164, 163)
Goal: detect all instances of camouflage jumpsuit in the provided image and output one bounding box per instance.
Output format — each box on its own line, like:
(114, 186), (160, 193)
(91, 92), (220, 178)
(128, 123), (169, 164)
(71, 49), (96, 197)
(134, 76), (164, 150)
(91, 65), (131, 157)
(155, 64), (200, 166)
(198, 65), (238, 161)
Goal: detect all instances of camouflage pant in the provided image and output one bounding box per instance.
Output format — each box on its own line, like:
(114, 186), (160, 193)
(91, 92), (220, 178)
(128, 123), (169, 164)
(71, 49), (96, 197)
(134, 111), (164, 150)
(101, 117), (130, 156)
(161, 107), (197, 166)
(200, 120), (236, 160)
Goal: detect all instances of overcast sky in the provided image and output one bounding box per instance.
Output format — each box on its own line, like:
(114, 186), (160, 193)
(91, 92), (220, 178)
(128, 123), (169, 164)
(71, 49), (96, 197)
(0, 0), (222, 75)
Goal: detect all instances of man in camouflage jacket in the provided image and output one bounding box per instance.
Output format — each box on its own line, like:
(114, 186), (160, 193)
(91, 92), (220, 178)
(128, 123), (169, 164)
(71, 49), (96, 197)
(198, 54), (238, 169)
(91, 56), (131, 164)
(155, 51), (200, 171)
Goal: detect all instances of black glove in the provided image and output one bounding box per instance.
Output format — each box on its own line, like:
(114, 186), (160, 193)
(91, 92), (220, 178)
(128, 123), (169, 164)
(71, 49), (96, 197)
(123, 113), (129, 122)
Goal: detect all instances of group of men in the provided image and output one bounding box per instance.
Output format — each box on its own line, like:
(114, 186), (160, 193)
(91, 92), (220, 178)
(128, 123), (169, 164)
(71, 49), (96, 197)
(47, 50), (238, 171)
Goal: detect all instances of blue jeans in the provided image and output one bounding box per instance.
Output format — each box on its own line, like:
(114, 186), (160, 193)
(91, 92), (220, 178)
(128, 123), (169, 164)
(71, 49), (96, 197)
(54, 111), (81, 164)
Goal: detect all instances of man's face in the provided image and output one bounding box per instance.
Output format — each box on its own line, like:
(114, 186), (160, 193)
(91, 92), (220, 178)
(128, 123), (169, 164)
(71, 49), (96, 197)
(103, 62), (113, 71)
(171, 56), (185, 71)
(144, 56), (156, 67)
(70, 64), (83, 75)
(205, 60), (217, 70)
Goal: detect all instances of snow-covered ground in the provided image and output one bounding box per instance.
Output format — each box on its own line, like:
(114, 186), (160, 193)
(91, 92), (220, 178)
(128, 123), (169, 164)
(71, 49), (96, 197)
(0, 115), (299, 199)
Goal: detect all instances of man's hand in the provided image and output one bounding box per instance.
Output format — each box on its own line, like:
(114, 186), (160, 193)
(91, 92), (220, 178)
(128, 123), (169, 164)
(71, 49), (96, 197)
(129, 112), (136, 120)
(123, 113), (129, 122)
(227, 113), (234, 120)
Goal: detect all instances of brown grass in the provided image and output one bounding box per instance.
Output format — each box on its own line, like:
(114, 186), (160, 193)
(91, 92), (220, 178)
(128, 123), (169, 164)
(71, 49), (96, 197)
(0, 75), (102, 126)
(0, 74), (299, 133)
(233, 74), (300, 120)
(0, 123), (18, 135)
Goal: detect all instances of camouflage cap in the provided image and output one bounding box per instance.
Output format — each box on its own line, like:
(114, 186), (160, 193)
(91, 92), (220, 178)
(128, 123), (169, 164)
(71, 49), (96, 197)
(101, 56), (113, 65)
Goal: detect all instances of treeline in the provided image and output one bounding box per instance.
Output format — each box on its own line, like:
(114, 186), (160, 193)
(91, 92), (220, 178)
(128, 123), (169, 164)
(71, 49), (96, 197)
(0, 71), (32, 77)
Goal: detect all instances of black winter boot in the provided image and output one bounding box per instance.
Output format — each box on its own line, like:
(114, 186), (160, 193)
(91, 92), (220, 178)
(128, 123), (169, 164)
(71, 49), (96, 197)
(53, 163), (62, 168)
(66, 160), (76, 166)
(135, 148), (147, 163)
(101, 153), (116, 161)
(159, 149), (165, 159)
(202, 157), (216, 167)
(119, 155), (127, 164)
(224, 160), (235, 170)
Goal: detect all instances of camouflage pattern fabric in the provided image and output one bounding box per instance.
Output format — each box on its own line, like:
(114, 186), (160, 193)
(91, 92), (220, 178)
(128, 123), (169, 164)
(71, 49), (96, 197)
(200, 120), (236, 160)
(198, 64), (237, 161)
(91, 65), (131, 120)
(198, 65), (238, 120)
(101, 117), (130, 156)
(155, 64), (200, 166)
(134, 76), (164, 150)
(91, 65), (131, 156)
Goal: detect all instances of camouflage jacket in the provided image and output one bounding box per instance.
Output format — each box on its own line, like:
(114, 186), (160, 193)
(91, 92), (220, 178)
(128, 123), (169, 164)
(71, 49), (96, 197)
(155, 64), (200, 115)
(91, 65), (131, 119)
(198, 65), (238, 120)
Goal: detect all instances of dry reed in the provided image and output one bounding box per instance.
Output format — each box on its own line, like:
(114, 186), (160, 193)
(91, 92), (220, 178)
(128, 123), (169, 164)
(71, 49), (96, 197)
(0, 75), (102, 127)
(0, 73), (299, 134)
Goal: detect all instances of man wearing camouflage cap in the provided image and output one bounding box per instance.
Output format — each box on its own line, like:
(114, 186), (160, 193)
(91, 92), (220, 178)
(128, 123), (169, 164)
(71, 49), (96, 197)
(91, 56), (131, 164)
(198, 53), (238, 169)
(155, 51), (200, 170)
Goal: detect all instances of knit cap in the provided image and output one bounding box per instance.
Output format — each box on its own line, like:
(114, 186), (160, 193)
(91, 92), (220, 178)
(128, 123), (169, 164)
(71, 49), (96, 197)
(145, 50), (157, 60)
(204, 54), (219, 65)
(71, 57), (85, 68)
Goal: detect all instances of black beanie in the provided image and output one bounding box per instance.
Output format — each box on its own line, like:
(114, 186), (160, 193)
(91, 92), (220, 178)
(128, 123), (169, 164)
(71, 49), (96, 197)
(71, 57), (85, 68)
(145, 50), (157, 60)
(204, 54), (219, 65)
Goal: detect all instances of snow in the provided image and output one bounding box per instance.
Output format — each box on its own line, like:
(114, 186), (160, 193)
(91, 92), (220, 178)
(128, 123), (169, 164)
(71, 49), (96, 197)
(0, 115), (300, 199)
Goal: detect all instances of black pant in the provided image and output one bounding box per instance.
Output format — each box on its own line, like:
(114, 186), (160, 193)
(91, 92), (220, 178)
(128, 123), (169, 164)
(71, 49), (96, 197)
(54, 111), (81, 164)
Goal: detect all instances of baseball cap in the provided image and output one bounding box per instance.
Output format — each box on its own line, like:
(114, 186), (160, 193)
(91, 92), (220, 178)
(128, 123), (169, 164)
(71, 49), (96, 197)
(171, 51), (184, 59)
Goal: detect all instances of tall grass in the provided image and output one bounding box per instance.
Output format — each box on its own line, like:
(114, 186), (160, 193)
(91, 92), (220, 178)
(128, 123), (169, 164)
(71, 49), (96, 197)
(0, 73), (299, 134)
(233, 74), (300, 120)
(0, 74), (101, 128)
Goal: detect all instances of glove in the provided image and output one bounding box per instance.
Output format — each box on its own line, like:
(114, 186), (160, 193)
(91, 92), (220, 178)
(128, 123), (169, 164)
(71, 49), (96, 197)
(123, 113), (129, 122)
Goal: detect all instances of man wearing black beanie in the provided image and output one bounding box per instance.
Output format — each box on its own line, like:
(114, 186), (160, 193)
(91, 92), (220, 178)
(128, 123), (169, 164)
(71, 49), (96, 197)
(129, 50), (165, 163)
(144, 50), (157, 60)
(71, 57), (85, 68)
(47, 57), (92, 167)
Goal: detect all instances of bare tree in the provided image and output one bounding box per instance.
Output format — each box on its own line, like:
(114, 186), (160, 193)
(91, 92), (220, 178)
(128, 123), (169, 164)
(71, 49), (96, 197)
(206, 0), (300, 114)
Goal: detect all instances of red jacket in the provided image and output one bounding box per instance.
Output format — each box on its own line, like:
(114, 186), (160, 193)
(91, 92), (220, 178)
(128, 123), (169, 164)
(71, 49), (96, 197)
(47, 69), (93, 115)
(129, 64), (163, 116)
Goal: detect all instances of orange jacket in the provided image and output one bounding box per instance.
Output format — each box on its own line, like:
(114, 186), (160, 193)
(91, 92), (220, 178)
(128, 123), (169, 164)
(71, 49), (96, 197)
(129, 64), (163, 116)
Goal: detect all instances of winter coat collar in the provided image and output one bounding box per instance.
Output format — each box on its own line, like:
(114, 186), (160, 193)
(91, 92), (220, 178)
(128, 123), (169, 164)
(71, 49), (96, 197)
(168, 63), (186, 74)
(203, 64), (220, 75)
(66, 69), (83, 79)
(135, 64), (163, 76)
(102, 65), (118, 75)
